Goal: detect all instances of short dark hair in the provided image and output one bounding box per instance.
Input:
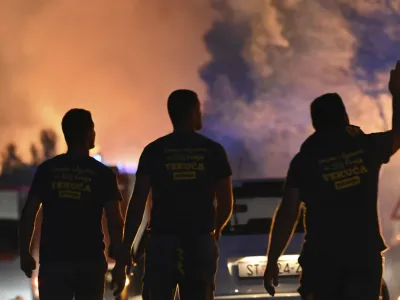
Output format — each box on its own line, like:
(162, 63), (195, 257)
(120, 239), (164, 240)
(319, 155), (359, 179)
(311, 93), (348, 131)
(167, 89), (199, 127)
(61, 108), (94, 145)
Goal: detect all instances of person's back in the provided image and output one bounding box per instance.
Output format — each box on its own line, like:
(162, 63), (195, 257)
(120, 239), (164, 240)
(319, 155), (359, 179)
(296, 125), (390, 256)
(19, 109), (123, 300)
(38, 153), (118, 263)
(145, 131), (230, 234)
(289, 94), (396, 300)
(114, 90), (234, 300)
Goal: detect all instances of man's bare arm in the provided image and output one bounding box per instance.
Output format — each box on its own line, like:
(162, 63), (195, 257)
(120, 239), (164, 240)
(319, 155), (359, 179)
(104, 201), (124, 259)
(19, 195), (42, 256)
(392, 96), (400, 153)
(215, 176), (234, 234)
(267, 186), (302, 262)
(122, 174), (151, 254)
(389, 61), (400, 153)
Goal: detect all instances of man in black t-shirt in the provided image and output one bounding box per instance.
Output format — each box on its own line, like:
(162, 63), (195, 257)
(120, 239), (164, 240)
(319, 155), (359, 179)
(112, 89), (234, 300)
(19, 109), (124, 300)
(264, 62), (400, 300)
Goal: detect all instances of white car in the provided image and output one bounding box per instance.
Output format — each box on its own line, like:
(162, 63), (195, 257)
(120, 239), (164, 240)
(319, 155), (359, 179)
(129, 179), (303, 300)
(213, 178), (394, 300)
(213, 179), (303, 300)
(130, 179), (394, 300)
(0, 186), (132, 300)
(2, 179), (397, 300)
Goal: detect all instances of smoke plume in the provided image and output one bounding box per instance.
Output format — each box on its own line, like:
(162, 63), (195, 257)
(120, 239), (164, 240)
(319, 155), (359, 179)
(199, 0), (400, 245)
(1, 0), (398, 172)
(201, 0), (400, 178)
(2, 0), (400, 232)
(0, 0), (213, 165)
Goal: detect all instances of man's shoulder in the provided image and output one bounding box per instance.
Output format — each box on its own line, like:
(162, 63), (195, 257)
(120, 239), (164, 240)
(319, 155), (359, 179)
(86, 157), (116, 176)
(143, 136), (167, 152)
(144, 133), (226, 153)
(37, 154), (65, 170)
(290, 151), (305, 167)
(300, 132), (319, 152)
(193, 133), (225, 150)
(345, 125), (364, 137)
(53, 154), (114, 175)
(364, 130), (392, 139)
(144, 133), (223, 147)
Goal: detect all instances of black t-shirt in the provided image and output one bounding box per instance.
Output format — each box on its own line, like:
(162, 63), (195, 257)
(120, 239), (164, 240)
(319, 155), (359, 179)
(136, 131), (232, 234)
(29, 154), (122, 263)
(286, 126), (394, 256)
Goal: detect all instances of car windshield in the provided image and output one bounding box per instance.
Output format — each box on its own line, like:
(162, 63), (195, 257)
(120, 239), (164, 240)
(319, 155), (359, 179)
(222, 180), (305, 235)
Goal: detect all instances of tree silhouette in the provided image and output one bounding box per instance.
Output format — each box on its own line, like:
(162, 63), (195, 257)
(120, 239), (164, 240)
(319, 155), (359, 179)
(1, 143), (24, 174)
(30, 143), (41, 167)
(40, 129), (57, 160)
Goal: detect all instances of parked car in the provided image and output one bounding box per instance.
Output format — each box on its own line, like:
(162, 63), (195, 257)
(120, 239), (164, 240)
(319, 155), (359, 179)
(128, 179), (393, 299)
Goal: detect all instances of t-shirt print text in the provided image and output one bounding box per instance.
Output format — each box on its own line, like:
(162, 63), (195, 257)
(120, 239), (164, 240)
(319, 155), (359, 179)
(165, 147), (207, 180)
(51, 167), (95, 199)
(319, 149), (368, 190)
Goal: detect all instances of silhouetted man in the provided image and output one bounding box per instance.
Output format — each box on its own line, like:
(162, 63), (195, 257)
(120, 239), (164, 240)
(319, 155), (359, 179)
(264, 61), (400, 300)
(112, 89), (234, 300)
(19, 109), (124, 300)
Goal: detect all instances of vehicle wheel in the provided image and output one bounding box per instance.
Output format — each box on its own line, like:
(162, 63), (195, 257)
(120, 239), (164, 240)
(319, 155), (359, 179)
(381, 281), (389, 300)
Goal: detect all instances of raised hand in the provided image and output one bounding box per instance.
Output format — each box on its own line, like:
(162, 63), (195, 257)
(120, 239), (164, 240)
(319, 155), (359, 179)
(389, 60), (400, 97)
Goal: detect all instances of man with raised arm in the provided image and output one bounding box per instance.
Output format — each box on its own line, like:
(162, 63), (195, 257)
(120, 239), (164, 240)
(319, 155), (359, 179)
(264, 61), (400, 300)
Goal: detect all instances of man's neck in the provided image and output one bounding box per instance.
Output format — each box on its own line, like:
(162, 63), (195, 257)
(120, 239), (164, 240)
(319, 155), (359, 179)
(67, 145), (89, 156)
(316, 123), (349, 134)
(173, 127), (195, 133)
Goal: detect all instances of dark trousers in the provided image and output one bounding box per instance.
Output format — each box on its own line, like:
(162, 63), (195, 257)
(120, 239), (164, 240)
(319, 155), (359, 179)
(142, 233), (218, 300)
(38, 261), (108, 300)
(298, 252), (383, 300)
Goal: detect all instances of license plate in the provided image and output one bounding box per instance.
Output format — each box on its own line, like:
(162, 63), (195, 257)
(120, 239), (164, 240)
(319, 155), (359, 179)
(238, 260), (302, 278)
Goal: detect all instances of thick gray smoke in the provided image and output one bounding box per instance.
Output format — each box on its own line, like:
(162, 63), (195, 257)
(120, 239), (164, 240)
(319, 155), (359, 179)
(1, 0), (400, 243)
(201, 0), (399, 178)
(200, 0), (400, 246)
